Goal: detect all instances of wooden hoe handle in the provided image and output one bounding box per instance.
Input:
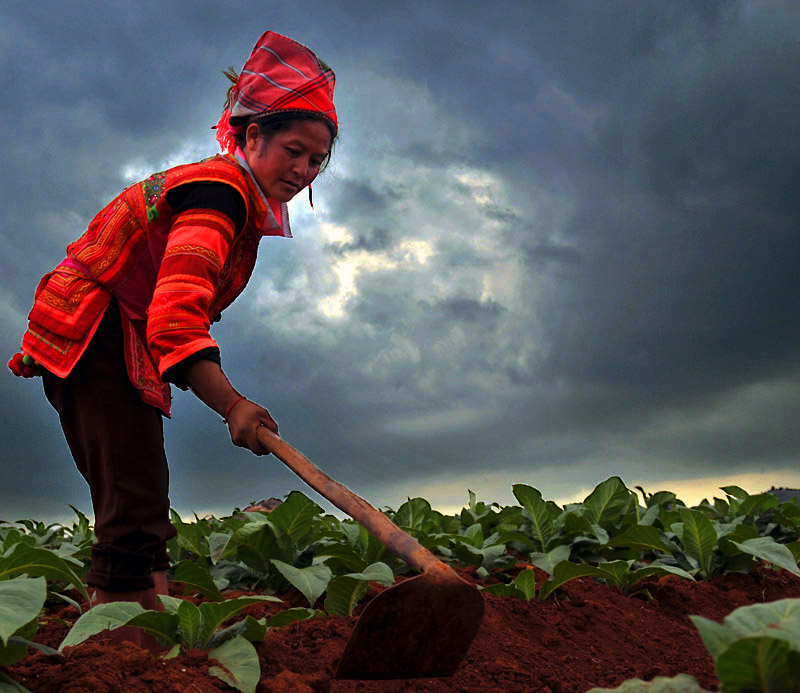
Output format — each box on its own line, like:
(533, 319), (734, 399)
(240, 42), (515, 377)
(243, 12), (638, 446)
(256, 427), (446, 574)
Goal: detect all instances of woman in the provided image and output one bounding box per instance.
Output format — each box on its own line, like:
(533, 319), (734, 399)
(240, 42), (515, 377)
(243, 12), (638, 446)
(8, 30), (337, 649)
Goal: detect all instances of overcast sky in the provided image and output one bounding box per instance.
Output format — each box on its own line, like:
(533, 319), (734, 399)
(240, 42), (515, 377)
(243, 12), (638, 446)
(2, 1), (799, 524)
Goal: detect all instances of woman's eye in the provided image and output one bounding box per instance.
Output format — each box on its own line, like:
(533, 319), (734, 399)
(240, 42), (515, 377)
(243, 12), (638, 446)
(286, 148), (301, 156)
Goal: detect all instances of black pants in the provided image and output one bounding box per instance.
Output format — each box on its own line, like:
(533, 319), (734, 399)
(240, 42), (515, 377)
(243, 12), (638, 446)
(43, 303), (176, 592)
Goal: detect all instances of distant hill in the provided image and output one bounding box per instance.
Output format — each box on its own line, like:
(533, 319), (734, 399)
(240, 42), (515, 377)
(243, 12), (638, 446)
(767, 487), (800, 504)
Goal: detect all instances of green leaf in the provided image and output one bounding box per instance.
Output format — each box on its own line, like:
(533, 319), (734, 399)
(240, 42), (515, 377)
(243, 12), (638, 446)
(321, 561), (388, 615)
(729, 537), (800, 577)
(627, 565), (694, 592)
(596, 560), (633, 588)
(47, 589), (83, 615)
(234, 615), (268, 643)
(738, 492), (779, 518)
(713, 497), (731, 519)
(324, 575), (369, 616)
(513, 569), (536, 601)
(177, 600), (203, 649)
(59, 602), (146, 650)
(1, 529), (26, 555)
(0, 669), (33, 692)
(267, 492), (322, 545)
(607, 525), (671, 553)
(0, 577), (46, 646)
(207, 533), (232, 565)
(0, 544), (90, 603)
(339, 522), (361, 547)
(208, 635), (261, 693)
(512, 484), (554, 549)
(480, 544), (511, 571)
(323, 561), (394, 616)
(539, 561), (610, 600)
(124, 610), (182, 647)
(171, 559), (224, 601)
(722, 598), (800, 640)
(265, 607), (320, 628)
(313, 543), (368, 572)
(720, 485), (749, 500)
(716, 637), (800, 693)
(222, 520), (283, 574)
(691, 597), (800, 690)
(463, 523), (484, 548)
(585, 673), (709, 692)
(467, 489), (479, 513)
(591, 524), (610, 545)
(496, 529), (538, 550)
(6, 636), (61, 659)
(529, 545), (571, 575)
(450, 542), (483, 568)
(0, 621), (37, 668)
(170, 510), (209, 557)
(584, 477), (631, 527)
(158, 594), (185, 615)
(361, 529), (388, 565)
(161, 644), (181, 659)
(210, 615), (267, 648)
(689, 615), (738, 660)
(717, 522), (759, 551)
(68, 505), (93, 544)
(648, 491), (679, 507)
(198, 596), (281, 649)
(480, 582), (525, 599)
(677, 509), (717, 578)
(639, 504), (661, 527)
(270, 560), (332, 608)
(787, 542), (800, 564)
(341, 562), (395, 586)
(393, 498), (434, 532)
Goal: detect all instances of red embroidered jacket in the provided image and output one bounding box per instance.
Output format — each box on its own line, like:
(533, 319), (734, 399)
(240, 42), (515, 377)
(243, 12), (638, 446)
(21, 153), (289, 415)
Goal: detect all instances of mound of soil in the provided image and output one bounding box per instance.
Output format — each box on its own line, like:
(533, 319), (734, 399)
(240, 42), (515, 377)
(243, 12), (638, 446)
(6, 565), (800, 692)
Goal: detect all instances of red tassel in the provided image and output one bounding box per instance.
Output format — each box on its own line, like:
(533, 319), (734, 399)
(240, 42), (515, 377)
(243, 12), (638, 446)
(213, 108), (236, 154)
(308, 184), (314, 209)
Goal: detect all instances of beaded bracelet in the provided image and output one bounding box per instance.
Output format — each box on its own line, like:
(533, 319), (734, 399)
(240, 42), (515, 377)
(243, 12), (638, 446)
(223, 395), (247, 423)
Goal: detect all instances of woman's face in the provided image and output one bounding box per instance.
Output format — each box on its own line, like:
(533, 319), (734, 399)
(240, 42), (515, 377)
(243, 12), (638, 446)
(244, 120), (332, 202)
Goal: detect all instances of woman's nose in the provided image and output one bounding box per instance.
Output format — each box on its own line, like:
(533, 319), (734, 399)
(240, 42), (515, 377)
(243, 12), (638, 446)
(291, 157), (308, 177)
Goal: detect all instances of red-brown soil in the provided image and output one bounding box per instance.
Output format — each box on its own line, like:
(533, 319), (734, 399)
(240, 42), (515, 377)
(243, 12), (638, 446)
(6, 565), (800, 692)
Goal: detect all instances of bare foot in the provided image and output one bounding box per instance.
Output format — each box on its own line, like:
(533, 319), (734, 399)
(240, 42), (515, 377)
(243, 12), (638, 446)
(92, 572), (170, 654)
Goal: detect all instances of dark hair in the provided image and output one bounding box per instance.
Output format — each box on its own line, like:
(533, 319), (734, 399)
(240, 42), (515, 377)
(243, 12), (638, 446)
(232, 110), (337, 173)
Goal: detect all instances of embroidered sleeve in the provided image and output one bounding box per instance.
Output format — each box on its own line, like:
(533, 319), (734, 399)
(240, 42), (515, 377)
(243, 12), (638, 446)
(146, 208), (236, 376)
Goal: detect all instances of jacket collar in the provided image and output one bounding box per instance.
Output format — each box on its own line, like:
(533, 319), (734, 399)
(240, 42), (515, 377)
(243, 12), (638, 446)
(232, 149), (293, 238)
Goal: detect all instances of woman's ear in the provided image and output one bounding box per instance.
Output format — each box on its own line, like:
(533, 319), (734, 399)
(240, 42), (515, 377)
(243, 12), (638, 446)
(244, 122), (261, 153)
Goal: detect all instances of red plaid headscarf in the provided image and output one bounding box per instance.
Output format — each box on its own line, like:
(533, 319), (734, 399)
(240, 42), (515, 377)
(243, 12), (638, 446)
(215, 31), (337, 154)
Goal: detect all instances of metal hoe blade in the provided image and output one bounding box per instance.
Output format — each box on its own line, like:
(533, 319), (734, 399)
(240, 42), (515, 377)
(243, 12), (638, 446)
(336, 564), (485, 679)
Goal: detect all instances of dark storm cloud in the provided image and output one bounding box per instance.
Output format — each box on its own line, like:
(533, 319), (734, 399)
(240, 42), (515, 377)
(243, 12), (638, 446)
(519, 5), (800, 414)
(327, 178), (400, 222)
(329, 226), (394, 254)
(435, 297), (504, 324)
(525, 241), (582, 267)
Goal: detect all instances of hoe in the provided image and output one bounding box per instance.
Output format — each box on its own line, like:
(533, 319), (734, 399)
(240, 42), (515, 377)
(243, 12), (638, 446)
(256, 427), (485, 680)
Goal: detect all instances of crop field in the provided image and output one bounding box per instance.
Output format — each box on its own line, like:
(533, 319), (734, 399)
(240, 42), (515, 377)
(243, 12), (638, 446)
(2, 477), (800, 692)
